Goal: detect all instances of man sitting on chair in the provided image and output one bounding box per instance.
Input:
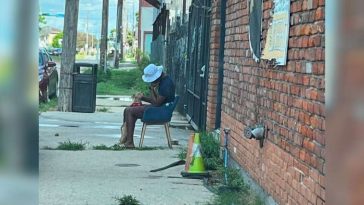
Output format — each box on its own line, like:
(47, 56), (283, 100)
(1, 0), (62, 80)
(120, 64), (176, 148)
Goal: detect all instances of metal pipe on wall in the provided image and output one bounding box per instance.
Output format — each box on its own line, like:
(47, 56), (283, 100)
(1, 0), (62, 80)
(215, 0), (227, 129)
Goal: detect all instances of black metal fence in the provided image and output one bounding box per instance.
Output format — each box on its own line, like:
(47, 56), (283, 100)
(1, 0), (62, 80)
(184, 0), (211, 130)
(152, 0), (211, 130)
(165, 20), (188, 114)
(151, 35), (165, 66)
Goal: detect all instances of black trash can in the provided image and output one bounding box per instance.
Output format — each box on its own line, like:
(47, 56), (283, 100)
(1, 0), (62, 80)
(72, 63), (97, 113)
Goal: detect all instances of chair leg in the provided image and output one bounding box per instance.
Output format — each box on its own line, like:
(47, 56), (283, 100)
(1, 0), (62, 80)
(139, 123), (146, 148)
(164, 123), (172, 149)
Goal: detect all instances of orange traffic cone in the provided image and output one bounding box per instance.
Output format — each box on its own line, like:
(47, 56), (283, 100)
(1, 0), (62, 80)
(181, 133), (209, 178)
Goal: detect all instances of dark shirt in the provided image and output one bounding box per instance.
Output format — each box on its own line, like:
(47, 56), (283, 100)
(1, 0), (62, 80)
(158, 75), (175, 103)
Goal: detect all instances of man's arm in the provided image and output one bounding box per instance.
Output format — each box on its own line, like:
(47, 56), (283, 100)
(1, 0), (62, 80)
(141, 87), (166, 106)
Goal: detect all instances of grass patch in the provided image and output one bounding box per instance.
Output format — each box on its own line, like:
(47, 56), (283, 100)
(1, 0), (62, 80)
(39, 98), (58, 112)
(96, 107), (110, 112)
(43, 140), (87, 151)
(205, 167), (264, 205)
(57, 140), (86, 151)
(95, 69), (149, 96)
(199, 132), (263, 205)
(200, 132), (223, 170)
(76, 53), (86, 60)
(114, 195), (141, 205)
(93, 144), (165, 151)
(207, 188), (263, 205)
(121, 59), (137, 64)
(94, 54), (151, 96)
(97, 82), (137, 95)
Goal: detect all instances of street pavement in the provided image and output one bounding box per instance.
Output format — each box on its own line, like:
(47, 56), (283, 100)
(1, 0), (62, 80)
(39, 97), (214, 205)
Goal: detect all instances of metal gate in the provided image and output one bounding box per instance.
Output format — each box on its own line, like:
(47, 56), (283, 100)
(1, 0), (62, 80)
(185, 0), (211, 130)
(166, 19), (188, 115)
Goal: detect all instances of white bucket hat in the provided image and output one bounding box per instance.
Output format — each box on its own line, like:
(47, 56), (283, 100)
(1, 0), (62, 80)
(142, 64), (163, 83)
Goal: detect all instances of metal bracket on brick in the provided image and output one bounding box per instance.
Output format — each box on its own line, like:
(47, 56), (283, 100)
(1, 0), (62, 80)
(243, 124), (267, 148)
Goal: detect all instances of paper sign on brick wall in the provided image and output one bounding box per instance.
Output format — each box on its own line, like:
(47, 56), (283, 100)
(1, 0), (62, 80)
(262, 0), (290, 65)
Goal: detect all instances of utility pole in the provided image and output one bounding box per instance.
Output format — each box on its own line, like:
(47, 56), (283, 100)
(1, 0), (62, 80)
(85, 13), (89, 55)
(100, 0), (109, 72)
(58, 0), (79, 112)
(114, 0), (123, 68)
(91, 33), (94, 53)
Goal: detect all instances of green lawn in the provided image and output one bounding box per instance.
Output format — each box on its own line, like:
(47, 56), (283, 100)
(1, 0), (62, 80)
(96, 69), (149, 96)
(97, 82), (137, 95)
(39, 98), (58, 112)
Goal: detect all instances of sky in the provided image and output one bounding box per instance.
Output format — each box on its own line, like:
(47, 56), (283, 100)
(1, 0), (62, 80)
(39, 0), (139, 40)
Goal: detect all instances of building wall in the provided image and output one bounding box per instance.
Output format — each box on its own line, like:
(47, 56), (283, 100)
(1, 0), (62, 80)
(206, 0), (221, 130)
(207, 0), (326, 204)
(140, 7), (155, 52)
(138, 0), (156, 53)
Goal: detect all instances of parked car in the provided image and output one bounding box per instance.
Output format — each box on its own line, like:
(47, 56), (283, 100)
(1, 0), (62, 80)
(53, 48), (62, 56)
(39, 49), (58, 102)
(48, 48), (62, 56)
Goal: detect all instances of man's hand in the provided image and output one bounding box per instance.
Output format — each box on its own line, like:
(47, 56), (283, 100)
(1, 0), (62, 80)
(151, 81), (160, 88)
(134, 92), (144, 101)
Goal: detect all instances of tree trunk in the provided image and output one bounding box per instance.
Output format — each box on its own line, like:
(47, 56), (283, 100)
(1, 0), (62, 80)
(114, 0), (123, 68)
(100, 0), (109, 72)
(58, 0), (79, 112)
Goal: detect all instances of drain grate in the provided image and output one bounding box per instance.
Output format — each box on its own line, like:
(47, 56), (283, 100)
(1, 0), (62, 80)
(115, 163), (140, 167)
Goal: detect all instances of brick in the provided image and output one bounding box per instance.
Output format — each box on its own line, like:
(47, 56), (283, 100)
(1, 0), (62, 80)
(310, 35), (321, 47)
(307, 0), (319, 10)
(315, 7), (325, 20)
(301, 25), (312, 35)
(316, 197), (324, 205)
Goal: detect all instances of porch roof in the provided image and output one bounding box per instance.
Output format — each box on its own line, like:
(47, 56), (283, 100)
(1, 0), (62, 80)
(145, 0), (160, 8)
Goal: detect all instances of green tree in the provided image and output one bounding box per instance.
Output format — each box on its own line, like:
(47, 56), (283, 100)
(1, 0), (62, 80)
(135, 12), (139, 27)
(52, 32), (64, 48)
(39, 15), (46, 31)
(109, 28), (117, 40)
(126, 31), (134, 46)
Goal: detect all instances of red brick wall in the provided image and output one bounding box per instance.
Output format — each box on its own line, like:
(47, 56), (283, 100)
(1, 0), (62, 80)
(206, 0), (221, 130)
(208, 0), (326, 204)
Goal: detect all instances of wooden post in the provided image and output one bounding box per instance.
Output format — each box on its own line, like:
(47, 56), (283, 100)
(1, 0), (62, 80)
(114, 0), (123, 68)
(100, 0), (109, 72)
(58, 0), (79, 112)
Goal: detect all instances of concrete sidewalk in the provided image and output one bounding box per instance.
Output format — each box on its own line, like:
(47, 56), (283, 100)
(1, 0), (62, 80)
(39, 97), (213, 205)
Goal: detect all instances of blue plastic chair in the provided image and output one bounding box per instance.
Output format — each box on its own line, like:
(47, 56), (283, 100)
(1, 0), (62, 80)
(139, 96), (180, 149)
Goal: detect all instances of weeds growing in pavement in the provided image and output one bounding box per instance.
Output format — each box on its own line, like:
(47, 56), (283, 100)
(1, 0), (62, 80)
(114, 195), (141, 205)
(42, 140), (87, 151)
(39, 98), (58, 112)
(96, 107), (110, 112)
(199, 132), (263, 205)
(177, 147), (188, 160)
(93, 144), (165, 151)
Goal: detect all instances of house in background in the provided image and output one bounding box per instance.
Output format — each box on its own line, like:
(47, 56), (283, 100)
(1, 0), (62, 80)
(138, 0), (158, 57)
(39, 27), (61, 48)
